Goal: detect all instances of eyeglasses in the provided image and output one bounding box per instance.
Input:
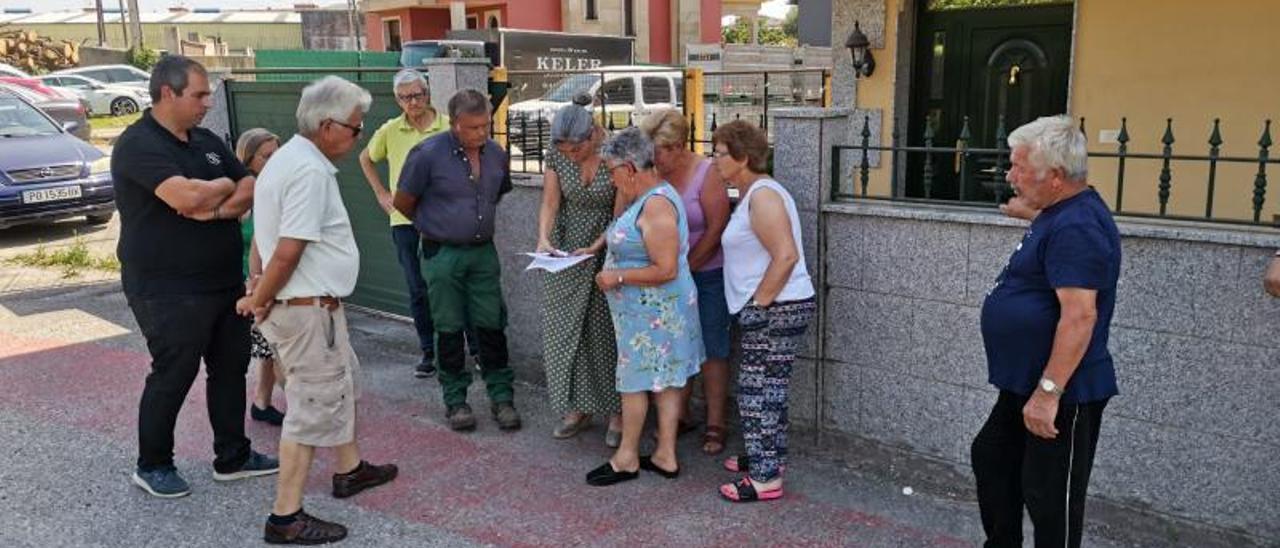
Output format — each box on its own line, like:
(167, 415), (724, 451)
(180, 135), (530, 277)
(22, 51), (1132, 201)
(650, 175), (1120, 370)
(328, 119), (363, 137)
(396, 91), (427, 103)
(712, 149), (732, 158)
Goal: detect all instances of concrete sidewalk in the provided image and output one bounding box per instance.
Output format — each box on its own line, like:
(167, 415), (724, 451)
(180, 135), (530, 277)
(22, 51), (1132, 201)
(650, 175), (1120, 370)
(0, 276), (1252, 547)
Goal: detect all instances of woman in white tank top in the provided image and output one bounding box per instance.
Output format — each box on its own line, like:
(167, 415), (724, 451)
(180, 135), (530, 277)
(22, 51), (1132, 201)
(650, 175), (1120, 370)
(711, 121), (815, 503)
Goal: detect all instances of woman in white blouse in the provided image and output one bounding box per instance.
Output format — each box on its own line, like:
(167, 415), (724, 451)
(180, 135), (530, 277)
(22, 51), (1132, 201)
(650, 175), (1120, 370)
(711, 120), (815, 503)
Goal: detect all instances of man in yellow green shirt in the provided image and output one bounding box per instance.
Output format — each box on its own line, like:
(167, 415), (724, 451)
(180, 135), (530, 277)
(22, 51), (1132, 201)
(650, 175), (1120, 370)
(358, 69), (453, 378)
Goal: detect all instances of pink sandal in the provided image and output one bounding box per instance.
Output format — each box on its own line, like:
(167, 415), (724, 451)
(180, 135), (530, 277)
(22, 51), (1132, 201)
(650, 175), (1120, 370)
(719, 476), (783, 503)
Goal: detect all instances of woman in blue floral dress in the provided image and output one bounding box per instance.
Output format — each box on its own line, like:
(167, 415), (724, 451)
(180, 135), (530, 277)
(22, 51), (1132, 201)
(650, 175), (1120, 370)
(585, 128), (703, 487)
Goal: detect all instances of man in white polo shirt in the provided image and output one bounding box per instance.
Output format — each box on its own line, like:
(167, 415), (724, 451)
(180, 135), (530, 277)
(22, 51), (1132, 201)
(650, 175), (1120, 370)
(238, 76), (396, 545)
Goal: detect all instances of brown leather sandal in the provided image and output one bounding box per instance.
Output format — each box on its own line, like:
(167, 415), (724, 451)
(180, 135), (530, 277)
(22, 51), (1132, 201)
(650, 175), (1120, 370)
(701, 425), (726, 455)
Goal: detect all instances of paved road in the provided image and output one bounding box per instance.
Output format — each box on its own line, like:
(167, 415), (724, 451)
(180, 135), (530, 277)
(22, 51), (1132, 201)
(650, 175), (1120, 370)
(0, 231), (1254, 547)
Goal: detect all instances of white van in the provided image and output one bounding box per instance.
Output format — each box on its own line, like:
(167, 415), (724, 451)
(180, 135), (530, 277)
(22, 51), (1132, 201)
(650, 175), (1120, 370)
(507, 66), (683, 156)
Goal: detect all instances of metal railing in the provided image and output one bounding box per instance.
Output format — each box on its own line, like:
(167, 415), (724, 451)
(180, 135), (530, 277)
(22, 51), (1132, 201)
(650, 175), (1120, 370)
(832, 115), (1278, 226)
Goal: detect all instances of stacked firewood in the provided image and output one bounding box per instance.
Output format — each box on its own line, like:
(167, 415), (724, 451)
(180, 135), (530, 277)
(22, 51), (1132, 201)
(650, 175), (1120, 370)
(0, 30), (81, 74)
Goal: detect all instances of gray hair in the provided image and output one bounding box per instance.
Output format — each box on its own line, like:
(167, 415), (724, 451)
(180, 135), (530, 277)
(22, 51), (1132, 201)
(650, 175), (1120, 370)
(1007, 115), (1088, 182)
(148, 55), (207, 103)
(234, 127), (278, 166)
(550, 95), (596, 144)
(447, 88), (490, 119)
(392, 69), (427, 94)
(600, 127), (654, 170)
(296, 76), (372, 135)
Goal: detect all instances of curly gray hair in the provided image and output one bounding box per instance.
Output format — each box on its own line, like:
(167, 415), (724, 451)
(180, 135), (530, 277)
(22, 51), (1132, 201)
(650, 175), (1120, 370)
(600, 127), (654, 170)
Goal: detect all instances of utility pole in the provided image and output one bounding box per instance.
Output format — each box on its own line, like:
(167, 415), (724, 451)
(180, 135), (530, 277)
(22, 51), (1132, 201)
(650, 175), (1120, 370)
(94, 0), (107, 46)
(346, 0), (361, 50)
(127, 0), (144, 49)
(117, 0), (129, 48)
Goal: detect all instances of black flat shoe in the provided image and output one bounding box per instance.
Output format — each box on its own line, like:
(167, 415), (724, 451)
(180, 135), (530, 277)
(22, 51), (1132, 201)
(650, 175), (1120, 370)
(639, 456), (679, 479)
(586, 462), (638, 486)
(250, 404), (285, 426)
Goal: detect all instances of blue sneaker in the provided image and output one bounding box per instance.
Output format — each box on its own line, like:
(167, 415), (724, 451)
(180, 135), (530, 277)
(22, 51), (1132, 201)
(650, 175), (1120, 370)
(132, 466), (191, 498)
(212, 450), (280, 482)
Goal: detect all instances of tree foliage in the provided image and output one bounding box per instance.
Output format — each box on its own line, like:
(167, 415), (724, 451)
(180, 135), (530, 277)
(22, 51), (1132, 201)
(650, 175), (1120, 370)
(721, 9), (799, 47)
(126, 46), (159, 71)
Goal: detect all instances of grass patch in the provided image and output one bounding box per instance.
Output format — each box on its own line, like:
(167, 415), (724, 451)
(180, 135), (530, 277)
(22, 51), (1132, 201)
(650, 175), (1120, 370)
(89, 113), (141, 131)
(6, 235), (120, 278)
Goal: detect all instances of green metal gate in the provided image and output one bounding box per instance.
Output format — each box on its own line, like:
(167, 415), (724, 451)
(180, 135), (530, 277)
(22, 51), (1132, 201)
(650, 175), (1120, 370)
(225, 76), (412, 316)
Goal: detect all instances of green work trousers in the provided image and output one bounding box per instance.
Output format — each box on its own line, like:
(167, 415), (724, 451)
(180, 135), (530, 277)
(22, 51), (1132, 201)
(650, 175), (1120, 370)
(423, 241), (514, 407)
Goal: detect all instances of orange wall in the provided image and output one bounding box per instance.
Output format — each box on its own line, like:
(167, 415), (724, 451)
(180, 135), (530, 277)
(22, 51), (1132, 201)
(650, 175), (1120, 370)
(648, 0), (672, 63)
(701, 0), (721, 43)
(505, 0), (562, 31)
(408, 9), (453, 40)
(1070, 0), (1280, 221)
(365, 8), (417, 51)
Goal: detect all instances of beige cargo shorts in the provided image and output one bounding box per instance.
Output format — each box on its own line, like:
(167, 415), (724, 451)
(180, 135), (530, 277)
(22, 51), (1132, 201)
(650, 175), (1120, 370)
(258, 301), (360, 447)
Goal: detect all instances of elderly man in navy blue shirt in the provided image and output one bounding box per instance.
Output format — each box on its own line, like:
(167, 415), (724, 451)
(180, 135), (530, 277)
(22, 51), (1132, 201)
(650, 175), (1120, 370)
(974, 115), (1121, 548)
(393, 89), (520, 433)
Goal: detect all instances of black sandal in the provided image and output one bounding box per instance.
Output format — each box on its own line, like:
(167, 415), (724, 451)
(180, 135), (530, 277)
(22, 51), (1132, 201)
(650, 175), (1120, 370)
(719, 477), (784, 503)
(586, 461), (638, 486)
(638, 455), (679, 479)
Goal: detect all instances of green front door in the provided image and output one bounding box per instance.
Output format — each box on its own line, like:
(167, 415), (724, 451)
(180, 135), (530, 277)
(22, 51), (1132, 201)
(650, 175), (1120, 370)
(906, 0), (1073, 202)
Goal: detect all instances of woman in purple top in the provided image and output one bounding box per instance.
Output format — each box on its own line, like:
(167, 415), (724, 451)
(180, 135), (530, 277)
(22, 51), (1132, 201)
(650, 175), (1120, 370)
(641, 109), (733, 455)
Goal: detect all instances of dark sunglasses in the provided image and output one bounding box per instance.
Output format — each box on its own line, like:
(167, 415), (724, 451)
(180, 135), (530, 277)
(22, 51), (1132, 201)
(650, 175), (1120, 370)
(327, 119), (363, 137)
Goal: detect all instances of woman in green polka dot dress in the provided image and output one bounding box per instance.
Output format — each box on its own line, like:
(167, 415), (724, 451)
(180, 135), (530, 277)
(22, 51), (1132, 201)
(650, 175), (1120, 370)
(536, 96), (625, 445)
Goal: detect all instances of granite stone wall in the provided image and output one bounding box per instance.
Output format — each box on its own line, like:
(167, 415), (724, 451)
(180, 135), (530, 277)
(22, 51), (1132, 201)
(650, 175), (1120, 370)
(760, 107), (1280, 540)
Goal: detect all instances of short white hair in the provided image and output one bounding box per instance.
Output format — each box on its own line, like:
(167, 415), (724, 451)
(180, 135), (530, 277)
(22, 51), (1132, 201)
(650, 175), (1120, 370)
(392, 69), (427, 94)
(296, 76), (372, 135)
(1007, 115), (1088, 182)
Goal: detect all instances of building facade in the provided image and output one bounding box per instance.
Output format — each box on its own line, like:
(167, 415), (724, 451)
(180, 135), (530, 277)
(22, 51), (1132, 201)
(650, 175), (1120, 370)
(362, 0), (728, 64)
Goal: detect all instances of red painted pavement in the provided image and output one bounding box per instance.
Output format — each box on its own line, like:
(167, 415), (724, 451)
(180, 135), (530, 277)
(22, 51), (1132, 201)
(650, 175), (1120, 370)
(0, 330), (970, 547)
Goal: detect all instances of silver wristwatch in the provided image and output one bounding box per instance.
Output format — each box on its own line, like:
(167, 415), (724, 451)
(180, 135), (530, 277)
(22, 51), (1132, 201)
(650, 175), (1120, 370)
(1038, 377), (1064, 396)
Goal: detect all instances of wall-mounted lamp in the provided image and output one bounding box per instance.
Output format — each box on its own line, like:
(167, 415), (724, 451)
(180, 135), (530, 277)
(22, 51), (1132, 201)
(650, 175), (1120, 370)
(845, 21), (876, 78)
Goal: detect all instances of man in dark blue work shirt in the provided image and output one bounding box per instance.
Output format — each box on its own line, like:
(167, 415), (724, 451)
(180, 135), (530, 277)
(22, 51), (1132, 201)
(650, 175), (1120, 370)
(113, 56), (278, 499)
(974, 115), (1121, 548)
(393, 88), (520, 433)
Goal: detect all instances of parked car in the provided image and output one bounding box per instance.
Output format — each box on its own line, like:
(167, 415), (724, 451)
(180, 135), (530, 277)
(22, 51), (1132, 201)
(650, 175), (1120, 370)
(0, 76), (81, 102)
(507, 66), (682, 157)
(0, 83), (90, 141)
(0, 87), (115, 229)
(39, 74), (150, 116)
(0, 63), (30, 78)
(51, 64), (150, 91)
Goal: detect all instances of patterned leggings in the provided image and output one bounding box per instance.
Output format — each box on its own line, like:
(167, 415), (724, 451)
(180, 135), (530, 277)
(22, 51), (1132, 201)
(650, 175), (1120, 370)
(736, 297), (815, 482)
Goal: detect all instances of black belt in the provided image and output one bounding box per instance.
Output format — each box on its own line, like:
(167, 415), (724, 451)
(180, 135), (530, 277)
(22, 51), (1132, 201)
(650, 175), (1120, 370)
(422, 238), (491, 248)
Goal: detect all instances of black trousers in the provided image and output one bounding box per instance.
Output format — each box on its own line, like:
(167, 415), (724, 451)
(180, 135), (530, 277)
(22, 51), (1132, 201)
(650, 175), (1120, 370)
(971, 390), (1109, 548)
(128, 289), (252, 473)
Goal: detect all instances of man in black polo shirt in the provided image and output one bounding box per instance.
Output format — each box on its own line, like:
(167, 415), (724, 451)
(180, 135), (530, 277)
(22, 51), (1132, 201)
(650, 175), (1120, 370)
(394, 88), (521, 433)
(113, 55), (278, 498)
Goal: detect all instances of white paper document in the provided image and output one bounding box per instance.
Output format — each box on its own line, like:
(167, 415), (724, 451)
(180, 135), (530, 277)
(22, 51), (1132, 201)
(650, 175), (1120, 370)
(522, 252), (594, 273)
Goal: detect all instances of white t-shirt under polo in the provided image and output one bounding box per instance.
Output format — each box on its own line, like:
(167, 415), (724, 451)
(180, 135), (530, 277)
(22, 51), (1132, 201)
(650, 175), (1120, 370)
(721, 178), (815, 314)
(253, 135), (360, 299)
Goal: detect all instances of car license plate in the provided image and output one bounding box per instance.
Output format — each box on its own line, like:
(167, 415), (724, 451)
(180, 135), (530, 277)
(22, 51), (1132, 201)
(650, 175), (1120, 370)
(22, 185), (83, 204)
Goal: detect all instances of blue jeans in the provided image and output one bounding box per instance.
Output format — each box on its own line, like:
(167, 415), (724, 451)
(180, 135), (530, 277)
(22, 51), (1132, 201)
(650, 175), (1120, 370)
(392, 225), (435, 357)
